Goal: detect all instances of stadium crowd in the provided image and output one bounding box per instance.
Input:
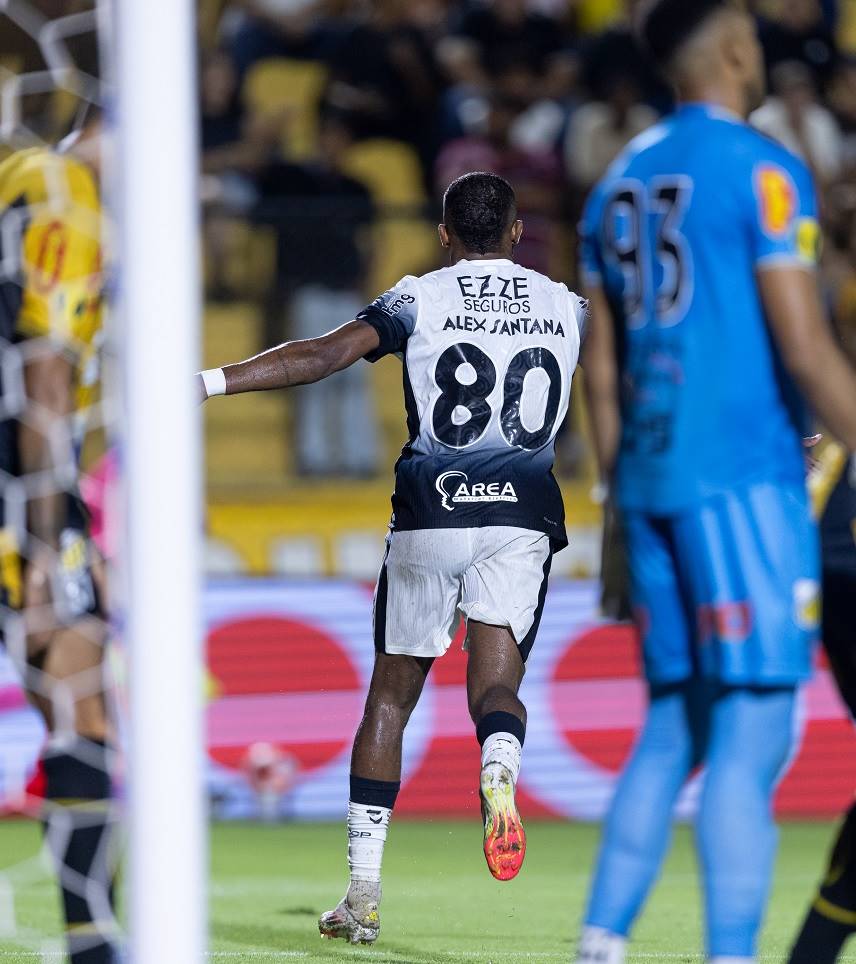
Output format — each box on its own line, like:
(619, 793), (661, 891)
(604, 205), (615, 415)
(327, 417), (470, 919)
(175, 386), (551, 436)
(198, 0), (856, 477)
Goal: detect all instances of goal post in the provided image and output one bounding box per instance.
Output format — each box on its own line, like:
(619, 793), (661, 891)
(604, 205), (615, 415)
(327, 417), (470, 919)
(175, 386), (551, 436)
(114, 0), (206, 960)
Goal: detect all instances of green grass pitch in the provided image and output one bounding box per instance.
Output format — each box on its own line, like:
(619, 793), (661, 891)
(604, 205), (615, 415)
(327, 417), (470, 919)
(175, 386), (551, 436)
(0, 819), (851, 962)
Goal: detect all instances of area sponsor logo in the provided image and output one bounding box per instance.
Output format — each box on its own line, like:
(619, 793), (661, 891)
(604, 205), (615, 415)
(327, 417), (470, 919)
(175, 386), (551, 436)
(435, 471), (518, 512)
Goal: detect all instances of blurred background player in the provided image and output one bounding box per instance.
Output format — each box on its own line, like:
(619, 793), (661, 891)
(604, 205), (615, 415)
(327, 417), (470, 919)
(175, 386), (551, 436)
(0, 110), (116, 963)
(576, 0), (856, 961)
(198, 171), (587, 944)
(789, 346), (856, 960)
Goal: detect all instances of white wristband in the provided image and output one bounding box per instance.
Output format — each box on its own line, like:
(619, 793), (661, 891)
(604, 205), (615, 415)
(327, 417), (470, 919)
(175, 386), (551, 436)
(200, 368), (226, 398)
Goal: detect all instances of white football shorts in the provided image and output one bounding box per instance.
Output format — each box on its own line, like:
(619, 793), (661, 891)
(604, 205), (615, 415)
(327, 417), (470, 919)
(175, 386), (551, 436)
(372, 526), (552, 661)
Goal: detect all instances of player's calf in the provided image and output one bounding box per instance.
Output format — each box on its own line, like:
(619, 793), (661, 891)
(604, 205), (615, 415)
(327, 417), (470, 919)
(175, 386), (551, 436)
(30, 621), (117, 964)
(467, 623), (529, 882)
(318, 775), (398, 944)
(699, 687), (794, 963)
(789, 799), (856, 964)
(320, 654), (430, 944)
(42, 737), (118, 964)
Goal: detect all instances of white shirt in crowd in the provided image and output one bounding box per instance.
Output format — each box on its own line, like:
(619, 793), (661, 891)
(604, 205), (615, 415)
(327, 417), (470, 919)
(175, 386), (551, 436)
(751, 97), (844, 182)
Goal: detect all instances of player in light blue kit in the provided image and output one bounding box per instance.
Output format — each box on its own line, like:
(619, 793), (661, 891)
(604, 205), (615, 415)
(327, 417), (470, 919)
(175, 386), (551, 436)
(576, 0), (856, 961)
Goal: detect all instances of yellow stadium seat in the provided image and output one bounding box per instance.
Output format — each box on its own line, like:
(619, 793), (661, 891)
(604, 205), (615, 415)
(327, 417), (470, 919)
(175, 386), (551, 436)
(839, 0), (856, 54)
(575, 0), (623, 35)
(203, 219), (276, 298)
(203, 301), (263, 366)
(243, 57), (328, 159)
(341, 138), (426, 204)
(341, 138), (437, 291)
(198, 0), (229, 50)
(338, 139), (439, 456)
(204, 300), (292, 489)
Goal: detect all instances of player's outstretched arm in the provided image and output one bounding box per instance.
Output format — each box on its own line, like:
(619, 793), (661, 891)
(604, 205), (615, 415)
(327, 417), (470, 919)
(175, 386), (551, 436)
(198, 319), (381, 402)
(758, 267), (856, 452)
(580, 284), (621, 482)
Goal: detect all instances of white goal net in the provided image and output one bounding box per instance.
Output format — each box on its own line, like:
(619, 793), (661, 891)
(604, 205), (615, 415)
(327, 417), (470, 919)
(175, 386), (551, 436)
(0, 1), (204, 960)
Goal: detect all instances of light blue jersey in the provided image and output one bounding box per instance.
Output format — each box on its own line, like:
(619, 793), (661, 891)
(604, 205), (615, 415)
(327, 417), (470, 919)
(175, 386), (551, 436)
(580, 103), (819, 515)
(579, 102), (821, 964)
(582, 102), (822, 687)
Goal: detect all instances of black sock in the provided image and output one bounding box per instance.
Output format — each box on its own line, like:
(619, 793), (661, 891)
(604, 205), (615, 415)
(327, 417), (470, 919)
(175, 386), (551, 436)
(42, 740), (117, 964)
(789, 908), (854, 963)
(349, 773), (400, 810)
(476, 710), (526, 748)
(789, 801), (856, 964)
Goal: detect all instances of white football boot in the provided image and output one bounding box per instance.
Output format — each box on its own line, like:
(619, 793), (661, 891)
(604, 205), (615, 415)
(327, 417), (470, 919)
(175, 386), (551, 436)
(576, 925), (627, 964)
(318, 880), (381, 945)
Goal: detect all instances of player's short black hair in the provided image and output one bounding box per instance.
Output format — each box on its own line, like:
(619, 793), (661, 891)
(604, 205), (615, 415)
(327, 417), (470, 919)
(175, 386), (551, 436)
(636, 0), (731, 68)
(442, 172), (517, 253)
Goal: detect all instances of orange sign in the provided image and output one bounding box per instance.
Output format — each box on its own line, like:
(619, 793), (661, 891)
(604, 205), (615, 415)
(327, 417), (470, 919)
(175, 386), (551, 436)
(756, 165), (796, 237)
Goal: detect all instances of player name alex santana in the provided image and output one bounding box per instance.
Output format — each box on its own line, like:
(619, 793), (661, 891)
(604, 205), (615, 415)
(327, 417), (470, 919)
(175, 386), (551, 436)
(442, 315), (567, 337)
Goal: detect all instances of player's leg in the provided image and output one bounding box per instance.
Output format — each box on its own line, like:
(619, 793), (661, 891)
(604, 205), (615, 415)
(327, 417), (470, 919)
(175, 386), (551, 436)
(466, 620), (528, 881)
(789, 565), (856, 964)
(578, 679), (710, 963)
(291, 285), (334, 476)
(685, 482), (817, 963)
(331, 289), (378, 477)
(697, 686), (795, 962)
(789, 799), (856, 963)
(460, 527), (552, 882)
(37, 623), (117, 964)
(348, 652), (433, 889)
(337, 359), (379, 477)
(321, 529), (461, 943)
(319, 651), (432, 944)
(577, 513), (702, 964)
(25, 540), (117, 964)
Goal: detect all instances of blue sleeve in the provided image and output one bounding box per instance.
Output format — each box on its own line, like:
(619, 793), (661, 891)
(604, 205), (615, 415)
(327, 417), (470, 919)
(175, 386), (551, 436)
(578, 187), (606, 289)
(358, 275), (419, 362)
(748, 149), (821, 270)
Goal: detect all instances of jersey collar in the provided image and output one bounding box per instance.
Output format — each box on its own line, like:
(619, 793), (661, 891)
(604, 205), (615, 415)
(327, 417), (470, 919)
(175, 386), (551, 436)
(454, 258), (515, 266)
(678, 101), (745, 125)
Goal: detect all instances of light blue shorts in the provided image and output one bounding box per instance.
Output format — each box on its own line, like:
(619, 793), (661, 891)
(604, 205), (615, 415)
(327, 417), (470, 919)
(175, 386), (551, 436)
(624, 482), (819, 686)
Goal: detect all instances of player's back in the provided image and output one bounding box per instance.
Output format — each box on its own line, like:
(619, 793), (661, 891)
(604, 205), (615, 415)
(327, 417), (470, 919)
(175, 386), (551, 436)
(0, 146), (101, 347)
(0, 147), (102, 481)
(581, 103), (817, 513)
(361, 258), (586, 547)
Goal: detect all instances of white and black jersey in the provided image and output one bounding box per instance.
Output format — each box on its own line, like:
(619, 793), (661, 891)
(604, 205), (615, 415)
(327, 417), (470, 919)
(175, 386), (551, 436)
(360, 258), (586, 549)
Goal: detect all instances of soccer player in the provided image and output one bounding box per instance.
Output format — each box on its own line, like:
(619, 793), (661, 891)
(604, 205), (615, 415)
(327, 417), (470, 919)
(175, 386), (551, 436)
(788, 459), (856, 955)
(198, 171), (587, 944)
(576, 0), (856, 960)
(0, 112), (116, 962)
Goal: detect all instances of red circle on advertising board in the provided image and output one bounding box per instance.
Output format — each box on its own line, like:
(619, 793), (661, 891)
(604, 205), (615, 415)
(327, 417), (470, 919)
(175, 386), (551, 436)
(551, 623), (642, 772)
(206, 616), (361, 773)
(207, 616), (359, 694)
(549, 624), (856, 816)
